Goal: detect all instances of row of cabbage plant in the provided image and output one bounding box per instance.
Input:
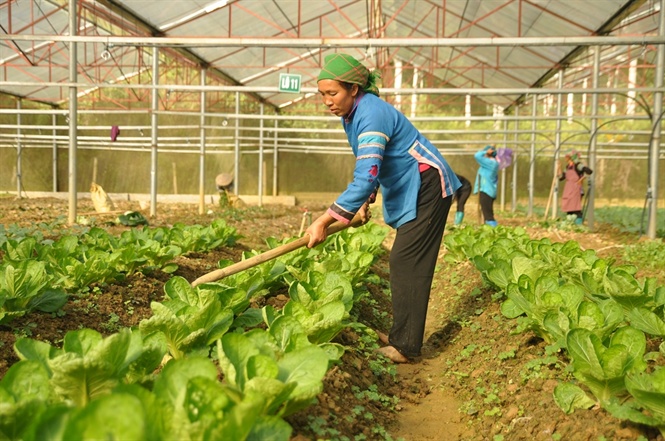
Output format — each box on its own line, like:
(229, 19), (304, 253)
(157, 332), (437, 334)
(444, 225), (665, 437)
(0, 220), (240, 325)
(0, 221), (389, 440)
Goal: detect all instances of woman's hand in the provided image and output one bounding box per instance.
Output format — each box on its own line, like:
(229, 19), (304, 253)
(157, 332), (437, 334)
(358, 201), (372, 224)
(305, 213), (335, 248)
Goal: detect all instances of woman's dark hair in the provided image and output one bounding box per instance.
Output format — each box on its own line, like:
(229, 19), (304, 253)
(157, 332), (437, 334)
(341, 81), (357, 91)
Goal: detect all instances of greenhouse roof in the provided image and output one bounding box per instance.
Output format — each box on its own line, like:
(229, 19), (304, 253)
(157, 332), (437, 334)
(0, 0), (662, 110)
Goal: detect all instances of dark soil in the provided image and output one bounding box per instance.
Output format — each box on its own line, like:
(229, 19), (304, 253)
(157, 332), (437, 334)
(0, 195), (662, 441)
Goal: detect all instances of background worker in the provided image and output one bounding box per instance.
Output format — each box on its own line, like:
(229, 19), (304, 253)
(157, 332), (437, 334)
(453, 174), (472, 225)
(473, 145), (499, 227)
(306, 53), (461, 363)
(558, 150), (593, 224)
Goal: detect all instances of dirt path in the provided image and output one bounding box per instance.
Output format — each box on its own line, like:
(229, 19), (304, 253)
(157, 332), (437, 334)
(371, 227), (467, 440)
(391, 354), (466, 440)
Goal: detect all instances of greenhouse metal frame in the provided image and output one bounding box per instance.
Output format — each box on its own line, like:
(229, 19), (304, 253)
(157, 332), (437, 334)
(0, 0), (664, 238)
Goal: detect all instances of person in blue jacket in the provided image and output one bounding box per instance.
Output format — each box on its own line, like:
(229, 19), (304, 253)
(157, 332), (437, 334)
(473, 145), (499, 227)
(306, 53), (461, 363)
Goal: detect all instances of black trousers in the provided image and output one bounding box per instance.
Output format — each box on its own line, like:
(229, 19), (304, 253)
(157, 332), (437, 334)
(455, 185), (471, 212)
(388, 168), (453, 357)
(479, 191), (495, 222)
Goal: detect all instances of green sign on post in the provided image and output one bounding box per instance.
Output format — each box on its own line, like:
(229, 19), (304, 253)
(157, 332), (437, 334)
(279, 73), (301, 93)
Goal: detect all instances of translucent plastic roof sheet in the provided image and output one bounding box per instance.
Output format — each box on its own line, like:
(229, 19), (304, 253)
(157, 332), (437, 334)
(0, 0), (661, 109)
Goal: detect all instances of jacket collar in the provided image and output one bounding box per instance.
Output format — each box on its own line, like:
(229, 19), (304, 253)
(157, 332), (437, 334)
(344, 92), (365, 123)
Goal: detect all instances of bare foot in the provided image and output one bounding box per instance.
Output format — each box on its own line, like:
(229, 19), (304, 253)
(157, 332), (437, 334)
(377, 331), (389, 345)
(375, 345), (410, 363)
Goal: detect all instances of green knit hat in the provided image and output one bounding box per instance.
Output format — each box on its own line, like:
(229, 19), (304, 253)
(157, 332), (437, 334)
(317, 53), (381, 96)
(566, 150), (580, 163)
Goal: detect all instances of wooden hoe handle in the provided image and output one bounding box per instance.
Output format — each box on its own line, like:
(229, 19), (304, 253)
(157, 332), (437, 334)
(190, 215), (365, 287)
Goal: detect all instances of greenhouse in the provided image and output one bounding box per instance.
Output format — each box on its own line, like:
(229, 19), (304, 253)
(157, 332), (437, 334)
(0, 0), (663, 236)
(1, 1), (665, 440)
(0, 0), (663, 234)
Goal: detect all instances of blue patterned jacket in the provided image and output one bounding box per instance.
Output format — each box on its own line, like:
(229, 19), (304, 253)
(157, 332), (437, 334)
(328, 93), (460, 228)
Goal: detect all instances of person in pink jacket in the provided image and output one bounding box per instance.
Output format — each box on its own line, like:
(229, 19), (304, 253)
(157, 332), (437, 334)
(558, 150), (593, 224)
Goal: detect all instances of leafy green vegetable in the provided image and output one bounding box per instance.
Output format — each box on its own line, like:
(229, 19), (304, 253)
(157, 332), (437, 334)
(0, 360), (53, 440)
(566, 326), (647, 404)
(500, 275), (581, 346)
(604, 366), (665, 438)
(288, 271), (353, 311)
(604, 396), (665, 437)
(623, 367), (665, 436)
(553, 382), (596, 414)
(14, 327), (165, 408)
(282, 300), (347, 346)
(602, 269), (652, 311)
(1, 236), (39, 263)
(61, 392), (148, 440)
(0, 260), (67, 324)
(139, 277), (234, 359)
(216, 332), (329, 418)
(51, 329), (142, 406)
(626, 307), (665, 336)
(117, 211), (149, 226)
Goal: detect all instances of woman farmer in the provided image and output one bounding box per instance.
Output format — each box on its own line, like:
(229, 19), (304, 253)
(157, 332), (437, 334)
(306, 53), (461, 363)
(558, 150), (593, 224)
(473, 145), (499, 227)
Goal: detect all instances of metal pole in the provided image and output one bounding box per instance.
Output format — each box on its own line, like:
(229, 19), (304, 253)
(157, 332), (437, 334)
(4, 34), (664, 49)
(553, 70), (565, 219)
(0, 81), (660, 98)
(273, 118), (278, 196)
(512, 105), (519, 212)
(150, 46), (158, 217)
(67, 0), (78, 225)
(16, 100), (22, 198)
(587, 46), (601, 230)
(199, 68), (206, 214)
(647, 0), (665, 239)
(52, 114), (58, 192)
(500, 118), (507, 211)
(528, 95), (537, 216)
(234, 92), (240, 195)
(258, 103), (264, 206)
